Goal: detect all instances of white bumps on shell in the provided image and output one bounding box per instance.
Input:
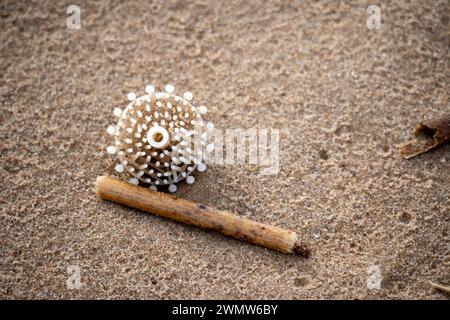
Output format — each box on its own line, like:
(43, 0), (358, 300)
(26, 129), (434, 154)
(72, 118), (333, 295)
(115, 164), (124, 173)
(183, 92), (193, 101)
(145, 85), (155, 94)
(113, 108), (122, 117)
(106, 146), (116, 154)
(197, 163), (207, 172)
(164, 84), (175, 93)
(107, 84), (211, 192)
(127, 92), (136, 101)
(107, 125), (115, 135)
(186, 176), (195, 184)
(197, 106), (208, 115)
(128, 178), (139, 185)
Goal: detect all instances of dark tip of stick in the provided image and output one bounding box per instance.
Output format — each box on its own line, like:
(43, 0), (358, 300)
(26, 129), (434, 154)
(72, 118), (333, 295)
(293, 241), (311, 258)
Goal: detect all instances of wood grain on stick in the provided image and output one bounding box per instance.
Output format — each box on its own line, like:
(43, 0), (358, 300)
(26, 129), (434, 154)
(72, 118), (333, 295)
(95, 176), (310, 257)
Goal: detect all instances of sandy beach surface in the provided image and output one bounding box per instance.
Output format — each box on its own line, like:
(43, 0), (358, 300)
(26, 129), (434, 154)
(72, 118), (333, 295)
(0, 0), (448, 299)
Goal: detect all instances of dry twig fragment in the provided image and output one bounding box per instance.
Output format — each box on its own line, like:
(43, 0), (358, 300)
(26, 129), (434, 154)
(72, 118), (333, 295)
(96, 176), (311, 257)
(429, 281), (450, 294)
(400, 114), (450, 159)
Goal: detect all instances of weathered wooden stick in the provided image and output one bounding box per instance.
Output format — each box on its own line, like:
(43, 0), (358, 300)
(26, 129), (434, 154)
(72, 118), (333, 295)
(429, 281), (450, 294)
(95, 176), (310, 257)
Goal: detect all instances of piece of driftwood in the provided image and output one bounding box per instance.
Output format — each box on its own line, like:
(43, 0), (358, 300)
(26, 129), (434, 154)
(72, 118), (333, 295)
(429, 281), (450, 294)
(400, 114), (450, 159)
(95, 176), (310, 257)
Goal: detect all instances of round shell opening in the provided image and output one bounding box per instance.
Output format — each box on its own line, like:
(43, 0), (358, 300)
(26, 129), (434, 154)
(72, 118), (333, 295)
(147, 125), (170, 149)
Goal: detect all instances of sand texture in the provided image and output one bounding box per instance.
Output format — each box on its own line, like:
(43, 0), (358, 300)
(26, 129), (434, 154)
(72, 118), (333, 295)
(0, 0), (449, 299)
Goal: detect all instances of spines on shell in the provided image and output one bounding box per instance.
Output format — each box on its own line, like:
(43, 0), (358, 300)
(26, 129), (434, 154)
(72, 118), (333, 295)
(107, 84), (210, 192)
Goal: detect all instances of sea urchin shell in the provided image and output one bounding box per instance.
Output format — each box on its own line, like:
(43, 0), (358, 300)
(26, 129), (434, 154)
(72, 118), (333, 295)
(106, 84), (212, 192)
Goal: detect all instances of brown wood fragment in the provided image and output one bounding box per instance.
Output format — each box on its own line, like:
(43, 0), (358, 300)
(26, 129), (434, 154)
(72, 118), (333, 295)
(429, 281), (450, 294)
(400, 114), (450, 159)
(95, 176), (310, 257)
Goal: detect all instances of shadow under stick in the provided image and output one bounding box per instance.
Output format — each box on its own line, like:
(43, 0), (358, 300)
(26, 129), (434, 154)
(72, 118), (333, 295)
(95, 176), (310, 257)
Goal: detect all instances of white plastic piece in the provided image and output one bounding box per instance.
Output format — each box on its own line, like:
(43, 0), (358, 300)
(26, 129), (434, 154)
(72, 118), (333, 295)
(168, 184), (177, 192)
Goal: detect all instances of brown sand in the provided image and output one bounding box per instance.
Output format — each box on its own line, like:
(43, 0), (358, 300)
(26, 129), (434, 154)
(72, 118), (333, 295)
(0, 0), (448, 299)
